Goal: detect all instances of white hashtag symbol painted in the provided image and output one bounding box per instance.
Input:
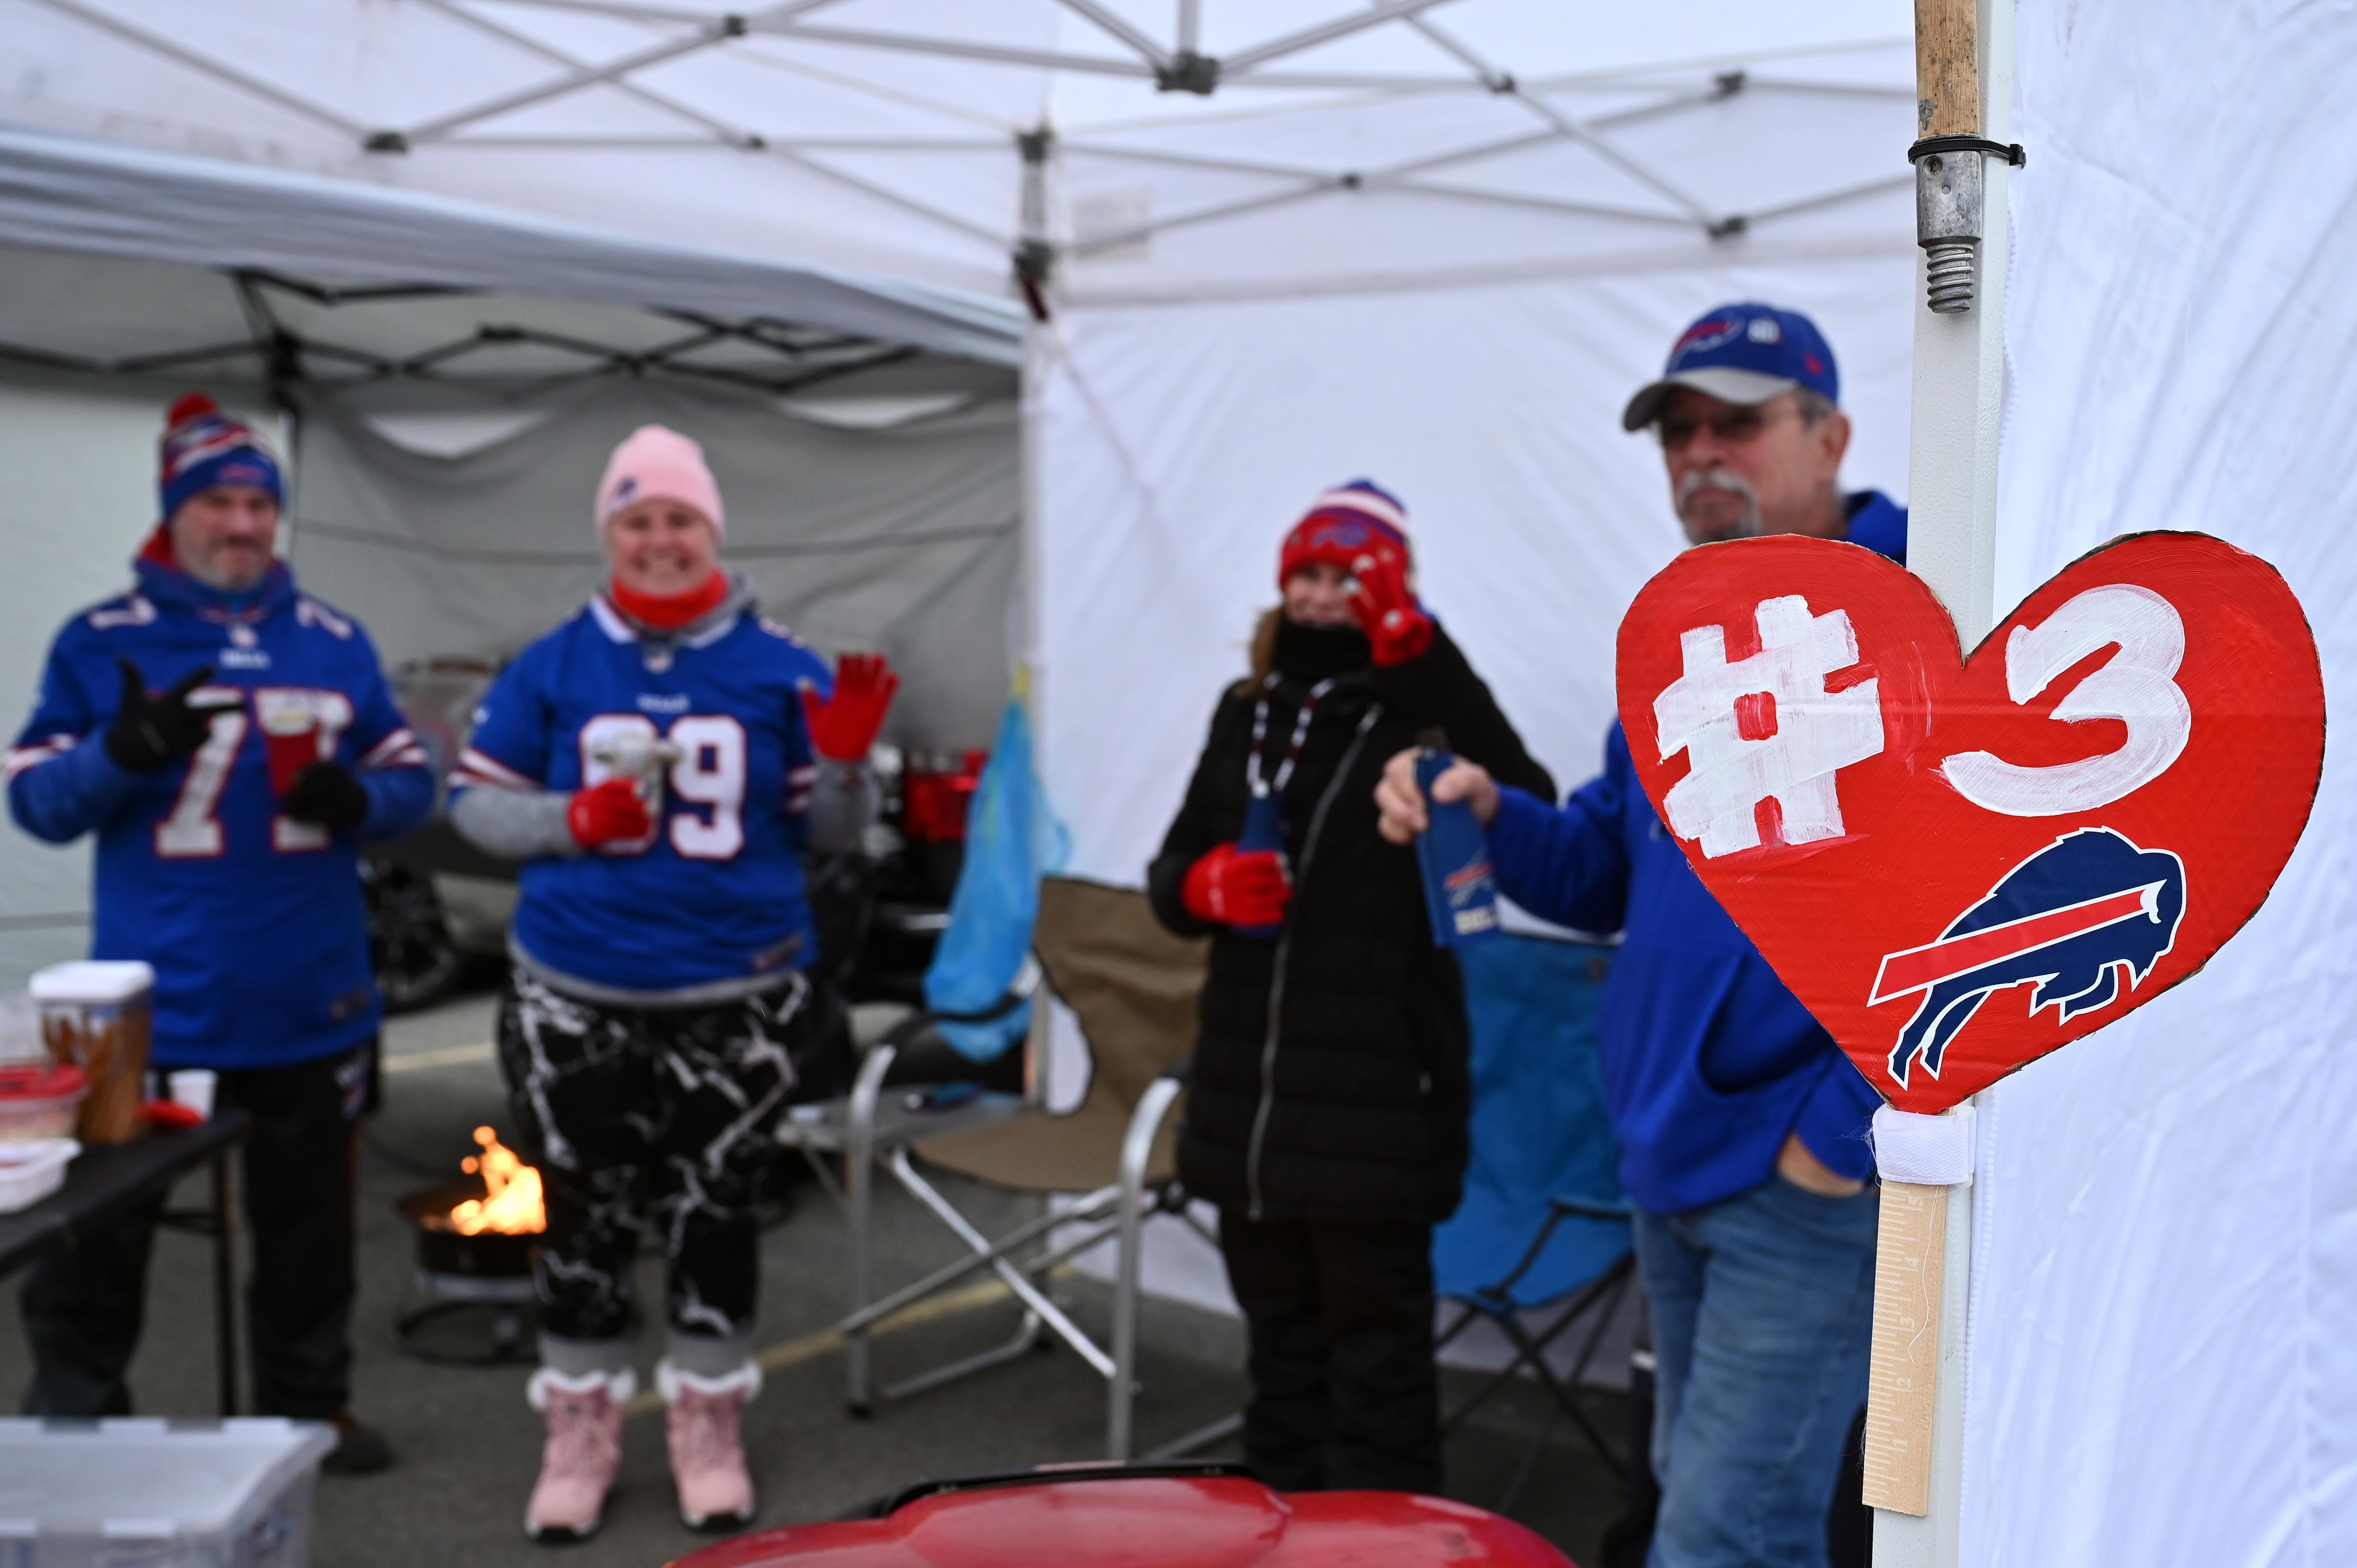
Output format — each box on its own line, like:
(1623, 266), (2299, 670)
(1652, 596), (1885, 858)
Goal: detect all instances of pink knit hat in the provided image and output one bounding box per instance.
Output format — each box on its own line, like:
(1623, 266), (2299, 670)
(595, 424), (725, 538)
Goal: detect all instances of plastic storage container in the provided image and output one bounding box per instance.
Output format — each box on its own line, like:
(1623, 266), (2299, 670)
(29, 961), (154, 1145)
(0, 1417), (337, 1568)
(0, 1139), (77, 1214)
(0, 1064), (86, 1142)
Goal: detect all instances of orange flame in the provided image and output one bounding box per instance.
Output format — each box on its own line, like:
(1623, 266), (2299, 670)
(447, 1126), (545, 1236)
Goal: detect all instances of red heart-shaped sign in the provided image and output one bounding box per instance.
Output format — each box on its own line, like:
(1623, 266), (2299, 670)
(1615, 532), (2323, 1113)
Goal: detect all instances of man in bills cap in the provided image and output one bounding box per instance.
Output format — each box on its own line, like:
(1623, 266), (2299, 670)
(1379, 304), (1901, 1567)
(1625, 302), (1905, 558)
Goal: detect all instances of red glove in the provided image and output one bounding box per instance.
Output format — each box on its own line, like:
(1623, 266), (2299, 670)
(802, 653), (901, 762)
(1181, 843), (1292, 927)
(568, 777), (653, 848)
(1349, 545), (1434, 666)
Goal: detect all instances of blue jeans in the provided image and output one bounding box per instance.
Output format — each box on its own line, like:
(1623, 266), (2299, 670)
(1636, 1177), (1879, 1568)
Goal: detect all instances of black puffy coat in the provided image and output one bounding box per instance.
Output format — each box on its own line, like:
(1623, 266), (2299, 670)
(1148, 617), (1554, 1225)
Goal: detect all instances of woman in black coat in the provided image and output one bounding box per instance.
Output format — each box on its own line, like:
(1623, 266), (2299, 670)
(1148, 480), (1554, 1494)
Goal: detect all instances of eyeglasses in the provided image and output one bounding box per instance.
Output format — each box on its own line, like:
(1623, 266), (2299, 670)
(1656, 403), (1796, 451)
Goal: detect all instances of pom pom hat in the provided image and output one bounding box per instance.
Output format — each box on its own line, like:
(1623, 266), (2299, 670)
(1278, 479), (1411, 589)
(596, 424), (725, 539)
(158, 393), (282, 521)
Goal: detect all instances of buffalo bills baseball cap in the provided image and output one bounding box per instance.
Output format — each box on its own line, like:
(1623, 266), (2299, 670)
(1620, 302), (1840, 432)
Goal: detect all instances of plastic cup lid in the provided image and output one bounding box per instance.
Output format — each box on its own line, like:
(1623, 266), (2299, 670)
(28, 961), (155, 1004)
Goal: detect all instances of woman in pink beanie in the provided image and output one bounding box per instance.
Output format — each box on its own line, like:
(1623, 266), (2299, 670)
(449, 424), (900, 1542)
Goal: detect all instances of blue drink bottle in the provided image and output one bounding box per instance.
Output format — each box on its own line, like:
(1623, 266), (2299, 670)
(1413, 729), (1501, 946)
(1234, 788), (1288, 940)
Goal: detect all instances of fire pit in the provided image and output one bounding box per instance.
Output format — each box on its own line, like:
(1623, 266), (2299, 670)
(394, 1126), (546, 1366)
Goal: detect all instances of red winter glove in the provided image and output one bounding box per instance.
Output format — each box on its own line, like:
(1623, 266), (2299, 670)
(1348, 545), (1434, 666)
(568, 777), (653, 848)
(1181, 843), (1292, 927)
(802, 653), (901, 762)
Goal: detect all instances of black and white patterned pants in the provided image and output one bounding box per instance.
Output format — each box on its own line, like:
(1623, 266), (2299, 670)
(498, 968), (812, 1345)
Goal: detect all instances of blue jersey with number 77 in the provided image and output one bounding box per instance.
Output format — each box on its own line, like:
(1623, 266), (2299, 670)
(453, 595), (832, 995)
(7, 557), (436, 1070)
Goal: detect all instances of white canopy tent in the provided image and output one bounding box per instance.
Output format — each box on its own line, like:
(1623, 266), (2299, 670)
(0, 0), (1926, 874)
(4, 2), (2354, 1561)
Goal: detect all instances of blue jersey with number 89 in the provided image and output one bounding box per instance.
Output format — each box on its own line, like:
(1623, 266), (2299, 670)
(454, 595), (833, 995)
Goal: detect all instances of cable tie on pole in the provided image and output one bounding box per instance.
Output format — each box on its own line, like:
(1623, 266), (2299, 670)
(1907, 135), (2026, 168)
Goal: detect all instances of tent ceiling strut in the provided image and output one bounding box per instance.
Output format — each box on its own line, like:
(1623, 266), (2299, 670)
(25, 0), (368, 137)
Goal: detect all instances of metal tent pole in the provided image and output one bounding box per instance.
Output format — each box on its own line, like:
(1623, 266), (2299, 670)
(1867, 2), (2014, 1565)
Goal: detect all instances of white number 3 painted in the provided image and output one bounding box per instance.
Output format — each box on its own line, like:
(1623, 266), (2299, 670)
(1941, 584), (2192, 817)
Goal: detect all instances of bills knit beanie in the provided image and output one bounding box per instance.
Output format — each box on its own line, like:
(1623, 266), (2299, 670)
(1278, 479), (1411, 588)
(159, 393), (283, 521)
(595, 424), (725, 538)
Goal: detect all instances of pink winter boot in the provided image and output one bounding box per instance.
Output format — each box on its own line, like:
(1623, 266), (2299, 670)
(658, 1358), (760, 1531)
(524, 1367), (632, 1543)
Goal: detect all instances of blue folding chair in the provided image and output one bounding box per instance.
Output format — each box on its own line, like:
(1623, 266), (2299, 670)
(1433, 934), (1635, 1510)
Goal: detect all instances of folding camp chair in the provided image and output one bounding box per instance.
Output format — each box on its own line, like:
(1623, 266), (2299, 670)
(778, 875), (1210, 1459)
(1432, 934), (1635, 1514)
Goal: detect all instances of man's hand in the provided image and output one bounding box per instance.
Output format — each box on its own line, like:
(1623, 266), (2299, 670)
(1374, 748), (1499, 844)
(1775, 1132), (1866, 1197)
(279, 761), (371, 832)
(104, 658), (231, 773)
(567, 777), (654, 849)
(802, 653), (900, 762)
(1181, 843), (1291, 927)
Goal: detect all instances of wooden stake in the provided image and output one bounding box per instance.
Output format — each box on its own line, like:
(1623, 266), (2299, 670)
(1915, 0), (1980, 137)
(1861, 1180), (1948, 1514)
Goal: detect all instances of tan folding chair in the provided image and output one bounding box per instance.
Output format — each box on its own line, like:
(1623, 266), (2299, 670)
(779, 875), (1211, 1458)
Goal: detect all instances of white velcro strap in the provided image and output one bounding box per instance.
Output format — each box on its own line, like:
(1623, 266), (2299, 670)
(1871, 1103), (1976, 1186)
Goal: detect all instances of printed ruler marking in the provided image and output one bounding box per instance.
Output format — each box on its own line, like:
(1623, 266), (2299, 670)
(1861, 1179), (1946, 1515)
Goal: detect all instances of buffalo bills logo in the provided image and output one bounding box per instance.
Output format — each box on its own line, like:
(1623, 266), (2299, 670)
(1309, 518), (1370, 547)
(1671, 317), (1742, 364)
(1872, 828), (2186, 1088)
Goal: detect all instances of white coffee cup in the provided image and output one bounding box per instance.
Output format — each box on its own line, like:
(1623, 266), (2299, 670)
(167, 1069), (217, 1120)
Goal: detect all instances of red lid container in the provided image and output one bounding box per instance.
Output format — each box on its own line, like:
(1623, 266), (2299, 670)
(0, 1063), (85, 1100)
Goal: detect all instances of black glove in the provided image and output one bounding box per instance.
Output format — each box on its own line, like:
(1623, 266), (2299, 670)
(104, 659), (224, 773)
(280, 761), (372, 832)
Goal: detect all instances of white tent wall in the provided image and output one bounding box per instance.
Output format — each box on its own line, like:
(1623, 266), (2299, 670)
(289, 377), (1021, 751)
(1031, 257), (1916, 889)
(0, 372), (283, 989)
(1962, 2), (2357, 1562)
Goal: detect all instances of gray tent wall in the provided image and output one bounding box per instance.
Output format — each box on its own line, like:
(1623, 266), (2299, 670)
(289, 377), (1020, 752)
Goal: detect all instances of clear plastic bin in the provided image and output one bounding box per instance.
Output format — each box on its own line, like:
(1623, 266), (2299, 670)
(0, 1065), (86, 1143)
(0, 1140), (77, 1214)
(0, 1417), (337, 1567)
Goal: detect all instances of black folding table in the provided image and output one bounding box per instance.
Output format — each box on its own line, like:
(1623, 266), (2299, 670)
(0, 1112), (253, 1415)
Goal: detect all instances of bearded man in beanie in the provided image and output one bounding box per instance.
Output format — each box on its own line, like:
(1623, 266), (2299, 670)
(1379, 305), (1899, 1568)
(7, 394), (433, 1471)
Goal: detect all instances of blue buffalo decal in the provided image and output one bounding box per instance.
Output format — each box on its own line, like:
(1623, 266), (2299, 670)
(1871, 828), (2187, 1088)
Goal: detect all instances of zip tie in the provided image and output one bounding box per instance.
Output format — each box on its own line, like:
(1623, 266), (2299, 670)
(1907, 135), (2026, 168)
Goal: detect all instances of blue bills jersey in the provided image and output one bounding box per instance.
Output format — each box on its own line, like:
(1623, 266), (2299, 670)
(7, 558), (436, 1070)
(454, 596), (832, 995)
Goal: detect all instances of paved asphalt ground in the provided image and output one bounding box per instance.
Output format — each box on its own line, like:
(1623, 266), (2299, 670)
(0, 984), (1631, 1567)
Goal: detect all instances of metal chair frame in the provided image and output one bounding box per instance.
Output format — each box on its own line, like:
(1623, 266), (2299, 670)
(777, 960), (1203, 1458)
(1436, 1195), (1638, 1510)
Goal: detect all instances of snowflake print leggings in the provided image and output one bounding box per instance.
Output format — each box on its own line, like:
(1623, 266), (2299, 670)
(498, 968), (813, 1351)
